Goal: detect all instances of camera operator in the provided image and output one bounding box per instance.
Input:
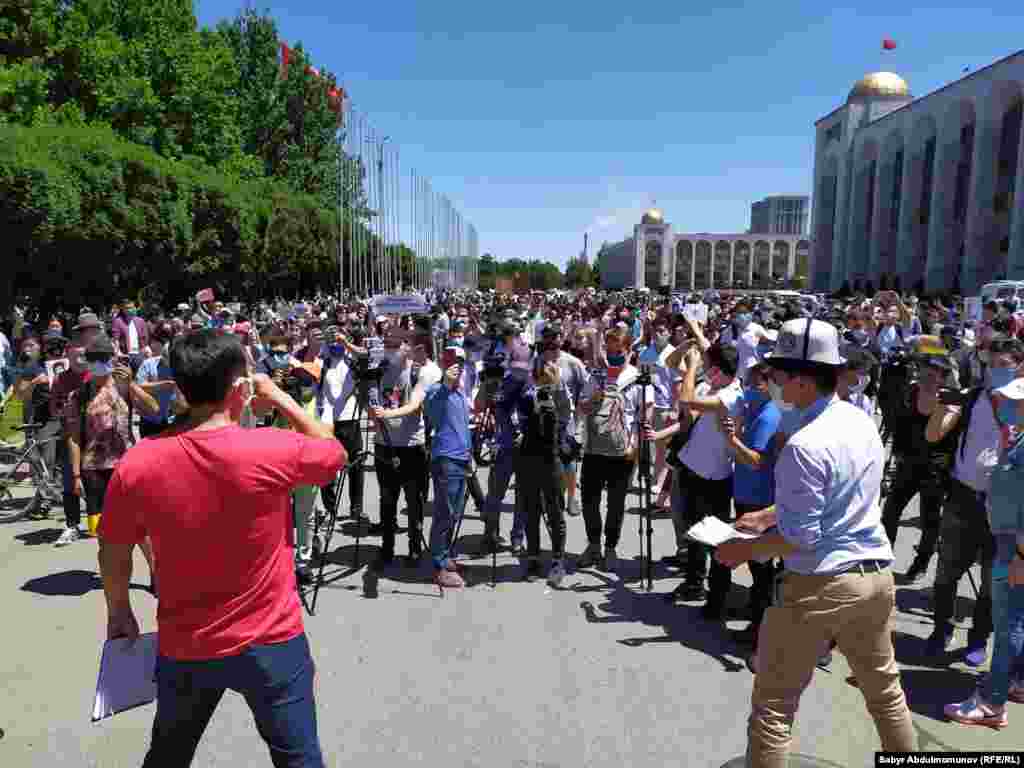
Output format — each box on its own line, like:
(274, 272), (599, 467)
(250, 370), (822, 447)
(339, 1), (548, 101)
(369, 331), (442, 568)
(516, 357), (571, 586)
(924, 335), (1023, 666)
(881, 351), (959, 583)
(316, 324), (368, 524)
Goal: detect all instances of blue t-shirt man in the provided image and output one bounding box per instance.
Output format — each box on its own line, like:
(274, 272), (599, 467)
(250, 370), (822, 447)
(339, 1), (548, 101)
(732, 390), (781, 508)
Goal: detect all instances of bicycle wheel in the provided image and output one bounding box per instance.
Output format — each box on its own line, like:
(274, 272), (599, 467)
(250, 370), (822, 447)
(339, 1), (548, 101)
(0, 447), (35, 523)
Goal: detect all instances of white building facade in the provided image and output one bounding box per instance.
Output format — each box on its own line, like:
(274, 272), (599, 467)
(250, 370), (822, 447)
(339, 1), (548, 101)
(598, 209), (811, 291)
(811, 52), (1024, 295)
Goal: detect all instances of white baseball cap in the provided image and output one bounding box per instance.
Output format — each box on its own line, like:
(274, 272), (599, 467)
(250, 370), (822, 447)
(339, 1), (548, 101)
(994, 378), (1024, 400)
(766, 318), (845, 368)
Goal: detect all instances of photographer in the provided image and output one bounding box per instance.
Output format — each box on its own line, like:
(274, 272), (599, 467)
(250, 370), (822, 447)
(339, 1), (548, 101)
(369, 332), (442, 568)
(924, 335), (1022, 666)
(881, 351), (958, 582)
(423, 344), (474, 590)
(516, 357), (570, 586)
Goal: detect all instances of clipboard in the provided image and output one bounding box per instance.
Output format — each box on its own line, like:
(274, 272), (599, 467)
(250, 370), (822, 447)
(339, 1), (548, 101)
(92, 633), (158, 722)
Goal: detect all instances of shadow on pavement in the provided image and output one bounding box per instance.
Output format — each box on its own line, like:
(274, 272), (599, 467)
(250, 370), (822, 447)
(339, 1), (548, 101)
(898, 667), (980, 722)
(14, 527), (66, 546)
(576, 570), (749, 672)
(21, 569), (149, 597)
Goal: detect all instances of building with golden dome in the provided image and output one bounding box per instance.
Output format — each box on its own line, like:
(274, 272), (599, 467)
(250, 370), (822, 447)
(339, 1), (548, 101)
(596, 206), (811, 291)
(812, 51), (1024, 294)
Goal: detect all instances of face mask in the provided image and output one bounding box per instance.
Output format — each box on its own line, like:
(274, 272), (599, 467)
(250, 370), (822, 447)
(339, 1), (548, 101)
(768, 380), (794, 410)
(849, 374), (868, 395)
(654, 332), (670, 349)
(606, 353), (626, 367)
(988, 367), (1016, 390)
(999, 399), (1023, 426)
(744, 386), (769, 408)
(90, 361), (113, 377)
(850, 329), (869, 345)
(328, 343), (345, 358)
(125, 309), (136, 318)
(735, 313), (751, 329)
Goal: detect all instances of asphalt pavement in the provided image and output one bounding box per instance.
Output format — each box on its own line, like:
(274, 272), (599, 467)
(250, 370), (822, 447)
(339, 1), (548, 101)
(0, 463), (1018, 767)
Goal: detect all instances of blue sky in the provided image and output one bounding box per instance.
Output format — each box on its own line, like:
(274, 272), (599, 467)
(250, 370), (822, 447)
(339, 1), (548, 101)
(196, 1), (1024, 268)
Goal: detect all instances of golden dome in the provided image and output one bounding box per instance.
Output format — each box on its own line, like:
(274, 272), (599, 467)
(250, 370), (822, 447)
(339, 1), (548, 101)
(848, 72), (911, 103)
(641, 208), (664, 225)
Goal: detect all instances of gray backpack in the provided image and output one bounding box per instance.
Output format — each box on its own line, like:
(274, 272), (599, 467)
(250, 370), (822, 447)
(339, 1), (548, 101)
(583, 372), (633, 457)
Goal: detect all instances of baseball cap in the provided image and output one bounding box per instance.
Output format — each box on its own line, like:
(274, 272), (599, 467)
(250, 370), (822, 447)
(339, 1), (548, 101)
(766, 318), (845, 370)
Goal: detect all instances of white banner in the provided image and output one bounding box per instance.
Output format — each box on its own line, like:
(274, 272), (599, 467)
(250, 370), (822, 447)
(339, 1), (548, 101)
(372, 294), (429, 316)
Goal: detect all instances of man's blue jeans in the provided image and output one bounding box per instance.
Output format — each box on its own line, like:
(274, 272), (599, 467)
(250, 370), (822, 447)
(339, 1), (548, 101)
(430, 457), (469, 570)
(982, 534), (1024, 707)
(142, 633), (323, 768)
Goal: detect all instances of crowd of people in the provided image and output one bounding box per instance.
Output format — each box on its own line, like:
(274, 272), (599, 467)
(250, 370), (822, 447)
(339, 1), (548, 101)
(2, 285), (1023, 766)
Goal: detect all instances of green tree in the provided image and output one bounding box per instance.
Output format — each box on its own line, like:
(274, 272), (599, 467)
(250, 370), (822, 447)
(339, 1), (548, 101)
(565, 257), (594, 288)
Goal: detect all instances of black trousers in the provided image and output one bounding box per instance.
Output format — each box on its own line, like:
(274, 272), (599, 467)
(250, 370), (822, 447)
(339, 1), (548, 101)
(933, 478), (995, 642)
(374, 443), (427, 557)
(734, 502), (778, 627)
(581, 453), (634, 550)
(677, 464), (733, 605)
(881, 456), (946, 559)
(320, 420), (365, 517)
(518, 454), (566, 558)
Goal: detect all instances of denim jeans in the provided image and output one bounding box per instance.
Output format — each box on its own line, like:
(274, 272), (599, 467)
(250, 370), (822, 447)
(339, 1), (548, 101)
(981, 534), (1024, 707)
(483, 442), (524, 544)
(142, 633), (323, 768)
(430, 457), (469, 570)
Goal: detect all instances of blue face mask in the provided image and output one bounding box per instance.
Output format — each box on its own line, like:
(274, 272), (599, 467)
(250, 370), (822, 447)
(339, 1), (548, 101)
(90, 361), (113, 377)
(607, 353), (626, 367)
(735, 313), (751, 329)
(328, 343), (345, 358)
(989, 367), (1017, 390)
(998, 399), (1022, 426)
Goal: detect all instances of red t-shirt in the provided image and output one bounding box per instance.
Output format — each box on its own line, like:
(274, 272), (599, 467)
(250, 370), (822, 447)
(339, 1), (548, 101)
(99, 425), (344, 660)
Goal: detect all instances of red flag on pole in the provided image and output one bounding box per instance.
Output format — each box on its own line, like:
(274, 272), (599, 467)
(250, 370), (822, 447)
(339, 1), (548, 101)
(882, 38), (897, 50)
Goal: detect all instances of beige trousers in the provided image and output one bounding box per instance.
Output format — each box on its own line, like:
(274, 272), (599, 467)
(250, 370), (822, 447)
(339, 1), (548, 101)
(748, 566), (916, 767)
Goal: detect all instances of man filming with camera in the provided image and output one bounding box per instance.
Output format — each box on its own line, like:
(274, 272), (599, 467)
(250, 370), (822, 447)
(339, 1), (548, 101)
(924, 335), (1023, 666)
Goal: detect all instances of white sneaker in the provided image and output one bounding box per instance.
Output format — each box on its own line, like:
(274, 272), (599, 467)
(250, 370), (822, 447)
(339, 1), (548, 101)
(55, 526), (81, 547)
(567, 496), (581, 517)
(944, 693), (1008, 729)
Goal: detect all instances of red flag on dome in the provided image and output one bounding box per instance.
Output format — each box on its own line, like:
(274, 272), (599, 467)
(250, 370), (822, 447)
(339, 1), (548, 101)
(882, 38), (897, 51)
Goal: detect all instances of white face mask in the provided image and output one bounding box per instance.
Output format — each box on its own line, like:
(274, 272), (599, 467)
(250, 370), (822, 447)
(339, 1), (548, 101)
(767, 380), (794, 411)
(654, 332), (670, 349)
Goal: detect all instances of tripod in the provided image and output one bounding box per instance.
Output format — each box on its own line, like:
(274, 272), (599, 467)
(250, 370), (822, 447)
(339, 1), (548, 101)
(303, 362), (399, 615)
(622, 368), (656, 591)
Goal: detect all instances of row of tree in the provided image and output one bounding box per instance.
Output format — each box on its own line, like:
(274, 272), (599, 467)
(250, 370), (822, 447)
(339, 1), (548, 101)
(0, 1), (387, 313)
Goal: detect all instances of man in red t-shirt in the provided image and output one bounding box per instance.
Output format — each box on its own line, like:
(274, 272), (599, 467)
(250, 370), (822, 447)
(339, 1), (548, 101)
(98, 330), (344, 768)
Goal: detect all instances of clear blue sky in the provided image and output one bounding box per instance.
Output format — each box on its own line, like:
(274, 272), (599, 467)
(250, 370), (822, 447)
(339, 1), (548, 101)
(196, 0), (1024, 269)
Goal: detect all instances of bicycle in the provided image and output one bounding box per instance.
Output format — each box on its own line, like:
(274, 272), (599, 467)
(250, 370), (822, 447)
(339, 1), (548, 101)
(0, 422), (64, 523)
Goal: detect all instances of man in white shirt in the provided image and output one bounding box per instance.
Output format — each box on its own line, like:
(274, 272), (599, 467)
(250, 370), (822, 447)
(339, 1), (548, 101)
(317, 325), (366, 523)
(663, 343), (744, 615)
(370, 332), (442, 567)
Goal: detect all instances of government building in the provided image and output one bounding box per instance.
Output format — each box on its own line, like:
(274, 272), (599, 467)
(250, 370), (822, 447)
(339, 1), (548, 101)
(596, 208), (811, 291)
(812, 50), (1024, 295)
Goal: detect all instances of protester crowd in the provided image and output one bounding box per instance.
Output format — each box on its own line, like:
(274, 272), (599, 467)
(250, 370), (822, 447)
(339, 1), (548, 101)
(2, 284), (1023, 766)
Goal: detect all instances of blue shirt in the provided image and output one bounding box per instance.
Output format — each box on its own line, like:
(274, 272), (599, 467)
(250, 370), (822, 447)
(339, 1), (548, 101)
(424, 383), (472, 462)
(775, 395), (894, 574)
(135, 356), (176, 424)
(732, 394), (781, 507)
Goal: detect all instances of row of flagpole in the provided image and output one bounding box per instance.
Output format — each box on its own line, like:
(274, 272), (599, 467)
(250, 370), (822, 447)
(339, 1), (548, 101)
(337, 101), (479, 297)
